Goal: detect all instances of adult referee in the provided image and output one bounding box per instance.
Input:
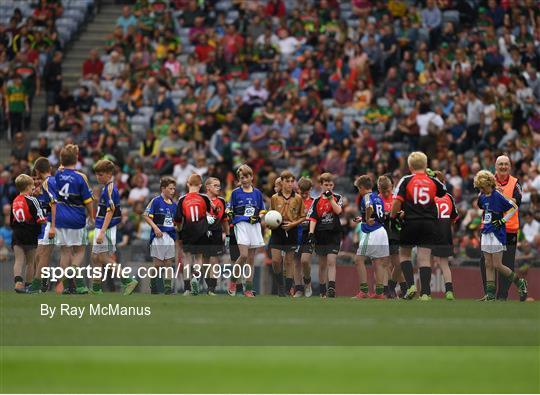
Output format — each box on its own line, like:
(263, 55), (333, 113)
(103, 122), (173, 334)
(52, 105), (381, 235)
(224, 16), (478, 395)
(480, 155), (523, 300)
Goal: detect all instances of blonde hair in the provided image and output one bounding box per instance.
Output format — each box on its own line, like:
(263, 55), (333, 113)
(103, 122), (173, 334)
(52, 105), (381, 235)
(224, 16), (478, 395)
(94, 159), (115, 174)
(236, 164), (253, 178)
(60, 144), (79, 166)
(15, 174), (34, 192)
(297, 177), (312, 192)
(407, 151), (428, 171)
(377, 175), (393, 191)
(205, 177), (220, 188)
(319, 172), (335, 184)
(474, 170), (497, 190)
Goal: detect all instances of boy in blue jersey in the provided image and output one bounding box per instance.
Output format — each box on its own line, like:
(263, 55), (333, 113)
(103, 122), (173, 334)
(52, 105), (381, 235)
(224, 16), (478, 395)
(144, 176), (178, 294)
(474, 170), (527, 301)
(92, 159), (138, 295)
(28, 157), (57, 293)
(353, 175), (389, 299)
(226, 164), (266, 297)
(55, 145), (94, 294)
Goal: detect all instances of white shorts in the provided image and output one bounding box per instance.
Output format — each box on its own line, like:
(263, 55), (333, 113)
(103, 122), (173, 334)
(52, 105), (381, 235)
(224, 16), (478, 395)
(481, 233), (506, 254)
(356, 226), (389, 259)
(38, 222), (56, 246)
(234, 221), (265, 249)
(150, 232), (176, 261)
(92, 226), (117, 255)
(56, 227), (88, 246)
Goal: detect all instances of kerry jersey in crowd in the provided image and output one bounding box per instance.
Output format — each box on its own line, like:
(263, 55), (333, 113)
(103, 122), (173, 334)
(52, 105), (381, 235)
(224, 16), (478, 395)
(478, 190), (514, 245)
(359, 192), (385, 233)
(175, 192), (212, 237)
(227, 187), (265, 224)
(145, 195), (178, 242)
(308, 193), (344, 232)
(435, 192), (459, 243)
(36, 175), (56, 238)
(55, 168), (93, 229)
(393, 172), (446, 220)
(207, 196), (226, 232)
(95, 182), (121, 229)
(11, 194), (46, 246)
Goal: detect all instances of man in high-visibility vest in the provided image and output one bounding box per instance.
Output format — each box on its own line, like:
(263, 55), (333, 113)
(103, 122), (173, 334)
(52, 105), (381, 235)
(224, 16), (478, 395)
(480, 155), (523, 300)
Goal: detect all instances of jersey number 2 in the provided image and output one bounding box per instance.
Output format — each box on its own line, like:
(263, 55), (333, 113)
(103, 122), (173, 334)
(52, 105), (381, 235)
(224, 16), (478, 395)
(438, 202), (450, 219)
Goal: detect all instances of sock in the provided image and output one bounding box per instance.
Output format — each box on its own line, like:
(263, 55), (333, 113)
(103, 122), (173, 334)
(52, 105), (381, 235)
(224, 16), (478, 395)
(274, 271), (284, 287)
(328, 281), (335, 290)
(25, 282), (31, 287)
(236, 283), (244, 294)
(14, 276), (23, 284)
(205, 277), (212, 291)
(285, 277), (294, 292)
(92, 281), (102, 292)
(303, 276), (311, 285)
(31, 278), (41, 290)
(120, 277), (132, 285)
(383, 285), (388, 295)
(486, 281), (496, 297)
(507, 272), (520, 286)
(164, 278), (172, 291)
(376, 284), (384, 295)
(295, 284), (305, 292)
(419, 267), (431, 295)
(62, 277), (71, 290)
(41, 278), (48, 290)
(360, 282), (369, 293)
(319, 283), (327, 296)
(183, 279), (190, 291)
(245, 282), (253, 292)
(445, 282), (453, 293)
(388, 279), (397, 290)
(75, 277), (86, 289)
(400, 261), (414, 287)
(399, 282), (408, 294)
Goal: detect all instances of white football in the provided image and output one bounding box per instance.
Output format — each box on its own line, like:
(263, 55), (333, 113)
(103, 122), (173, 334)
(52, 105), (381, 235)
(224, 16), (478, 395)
(265, 210), (283, 230)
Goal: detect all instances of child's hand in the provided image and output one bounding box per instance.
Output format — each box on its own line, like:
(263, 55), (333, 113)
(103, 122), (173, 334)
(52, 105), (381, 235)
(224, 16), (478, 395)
(281, 221), (292, 231)
(96, 231), (104, 244)
(367, 217), (375, 226)
(48, 227), (56, 240)
(353, 216), (361, 223)
(155, 229), (163, 238)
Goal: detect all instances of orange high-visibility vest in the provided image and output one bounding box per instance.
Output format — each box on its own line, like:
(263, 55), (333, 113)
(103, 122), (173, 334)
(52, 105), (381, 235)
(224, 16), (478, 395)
(497, 175), (519, 234)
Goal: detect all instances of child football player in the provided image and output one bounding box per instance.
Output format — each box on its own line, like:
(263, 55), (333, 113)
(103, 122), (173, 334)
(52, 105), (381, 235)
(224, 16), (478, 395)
(203, 177), (228, 295)
(307, 172), (344, 298)
(433, 171), (459, 301)
(55, 145), (94, 294)
(227, 164), (266, 297)
(353, 175), (389, 299)
(269, 170), (305, 297)
(92, 159), (138, 295)
(175, 174), (214, 296)
(144, 176), (178, 295)
(474, 170), (527, 301)
(294, 177), (314, 297)
(11, 174), (46, 293)
(30, 157), (57, 293)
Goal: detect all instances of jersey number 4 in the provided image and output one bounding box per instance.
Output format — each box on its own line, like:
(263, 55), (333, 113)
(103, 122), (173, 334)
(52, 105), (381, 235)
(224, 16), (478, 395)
(58, 183), (70, 200)
(413, 186), (430, 205)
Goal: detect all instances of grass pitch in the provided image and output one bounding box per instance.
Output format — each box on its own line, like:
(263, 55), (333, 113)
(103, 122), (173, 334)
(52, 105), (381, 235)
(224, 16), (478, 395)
(0, 292), (539, 393)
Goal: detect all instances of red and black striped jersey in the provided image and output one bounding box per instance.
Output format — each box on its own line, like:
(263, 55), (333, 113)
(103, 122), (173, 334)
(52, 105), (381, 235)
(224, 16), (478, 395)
(208, 196), (227, 231)
(175, 192), (212, 236)
(308, 193), (343, 232)
(11, 194), (46, 236)
(393, 173), (446, 220)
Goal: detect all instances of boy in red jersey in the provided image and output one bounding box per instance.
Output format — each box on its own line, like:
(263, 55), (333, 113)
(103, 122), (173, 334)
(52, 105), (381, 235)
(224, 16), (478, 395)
(11, 174), (46, 293)
(294, 177), (314, 297)
(176, 174), (213, 295)
(307, 172), (344, 298)
(203, 177), (228, 295)
(391, 151), (446, 301)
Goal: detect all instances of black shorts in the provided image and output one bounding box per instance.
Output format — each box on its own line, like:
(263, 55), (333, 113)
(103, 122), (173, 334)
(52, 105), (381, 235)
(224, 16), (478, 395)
(229, 231), (240, 262)
(314, 230), (341, 256)
(269, 227), (298, 252)
(182, 230), (207, 255)
(432, 226), (453, 258)
(389, 239), (400, 255)
(12, 229), (38, 250)
(202, 229), (224, 258)
(399, 220), (437, 248)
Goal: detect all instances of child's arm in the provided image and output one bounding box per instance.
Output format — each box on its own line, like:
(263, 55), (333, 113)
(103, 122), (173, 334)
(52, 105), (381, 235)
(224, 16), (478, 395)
(330, 194), (343, 215)
(49, 202), (56, 239)
(143, 213), (163, 238)
(96, 210), (113, 244)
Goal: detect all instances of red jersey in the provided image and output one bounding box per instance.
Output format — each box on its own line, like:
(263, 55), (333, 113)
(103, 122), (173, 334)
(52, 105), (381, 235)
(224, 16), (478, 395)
(435, 193), (459, 244)
(301, 196), (314, 231)
(208, 196), (227, 232)
(175, 192), (212, 237)
(308, 193), (343, 232)
(11, 194), (46, 247)
(393, 173), (446, 220)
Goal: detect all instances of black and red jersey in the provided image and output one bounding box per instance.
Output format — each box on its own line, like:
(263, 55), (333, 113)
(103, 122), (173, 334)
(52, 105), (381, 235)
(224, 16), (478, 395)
(11, 194), (46, 247)
(435, 193), (459, 242)
(308, 193), (343, 232)
(301, 196), (314, 231)
(393, 173), (446, 221)
(175, 192), (212, 236)
(208, 196), (227, 232)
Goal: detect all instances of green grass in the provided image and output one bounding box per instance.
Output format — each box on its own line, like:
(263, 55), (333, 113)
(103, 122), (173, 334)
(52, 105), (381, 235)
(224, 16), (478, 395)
(1, 292), (539, 393)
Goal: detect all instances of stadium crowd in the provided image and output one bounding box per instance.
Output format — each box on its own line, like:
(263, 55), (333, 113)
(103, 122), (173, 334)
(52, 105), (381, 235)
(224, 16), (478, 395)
(1, 0), (540, 268)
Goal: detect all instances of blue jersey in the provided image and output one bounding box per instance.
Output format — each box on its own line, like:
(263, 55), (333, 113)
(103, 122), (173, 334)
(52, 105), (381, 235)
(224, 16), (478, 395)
(95, 182), (121, 229)
(478, 190), (514, 245)
(359, 192), (385, 233)
(37, 175), (57, 239)
(55, 168), (93, 229)
(144, 195), (178, 242)
(227, 187), (266, 225)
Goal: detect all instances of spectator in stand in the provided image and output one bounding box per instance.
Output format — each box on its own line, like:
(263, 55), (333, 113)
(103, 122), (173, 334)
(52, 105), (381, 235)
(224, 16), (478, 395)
(39, 105), (60, 131)
(116, 6), (138, 36)
(82, 49), (104, 80)
(43, 51), (62, 106)
(5, 74), (28, 134)
(522, 211), (540, 247)
(102, 51), (125, 80)
(127, 174), (150, 206)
